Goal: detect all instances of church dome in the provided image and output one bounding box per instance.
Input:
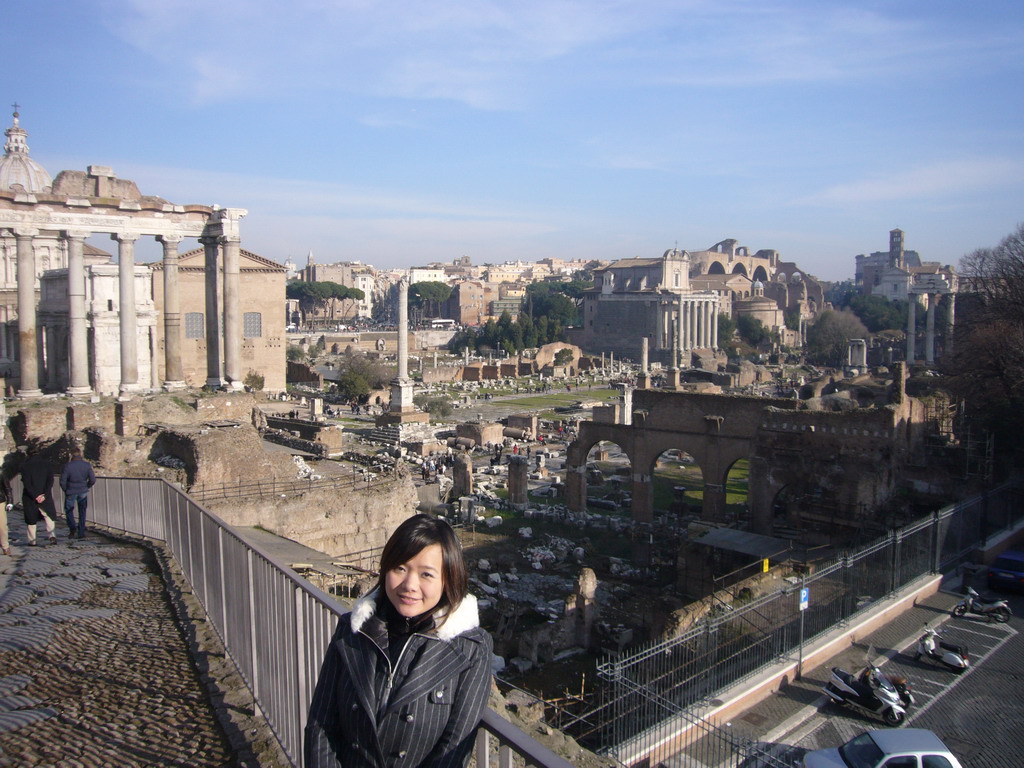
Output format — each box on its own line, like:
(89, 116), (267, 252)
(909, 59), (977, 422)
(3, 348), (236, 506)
(0, 109), (52, 194)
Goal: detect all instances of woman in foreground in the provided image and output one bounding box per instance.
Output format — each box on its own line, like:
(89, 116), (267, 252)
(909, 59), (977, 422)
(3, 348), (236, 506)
(305, 514), (493, 768)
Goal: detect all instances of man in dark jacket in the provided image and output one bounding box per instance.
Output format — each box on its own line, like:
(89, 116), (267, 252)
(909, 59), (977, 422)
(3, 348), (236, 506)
(20, 443), (57, 546)
(60, 446), (96, 539)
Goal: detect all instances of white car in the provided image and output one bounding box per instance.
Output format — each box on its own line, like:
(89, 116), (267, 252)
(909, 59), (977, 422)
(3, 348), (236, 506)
(803, 729), (964, 768)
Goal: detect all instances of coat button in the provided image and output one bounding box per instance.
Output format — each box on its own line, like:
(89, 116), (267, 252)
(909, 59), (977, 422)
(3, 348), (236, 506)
(351, 703), (359, 710)
(404, 713), (415, 722)
(434, 689), (444, 699)
(398, 750), (407, 759)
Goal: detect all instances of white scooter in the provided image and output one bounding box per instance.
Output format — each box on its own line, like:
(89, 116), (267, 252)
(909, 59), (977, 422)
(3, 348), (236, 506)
(915, 627), (969, 673)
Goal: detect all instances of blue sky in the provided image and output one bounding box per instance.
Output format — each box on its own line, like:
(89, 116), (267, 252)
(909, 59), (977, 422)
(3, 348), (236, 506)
(7, 0), (1023, 280)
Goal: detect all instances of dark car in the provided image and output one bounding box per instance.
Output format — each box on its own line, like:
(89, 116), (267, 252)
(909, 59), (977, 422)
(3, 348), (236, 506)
(987, 549), (1024, 592)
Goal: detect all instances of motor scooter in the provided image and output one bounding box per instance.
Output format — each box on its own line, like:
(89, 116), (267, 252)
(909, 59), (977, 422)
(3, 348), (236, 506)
(821, 665), (906, 726)
(915, 627), (969, 672)
(952, 587), (1011, 623)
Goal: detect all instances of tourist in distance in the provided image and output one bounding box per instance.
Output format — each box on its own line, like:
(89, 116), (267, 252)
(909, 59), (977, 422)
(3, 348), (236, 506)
(60, 446), (96, 539)
(19, 442), (57, 546)
(305, 514), (493, 767)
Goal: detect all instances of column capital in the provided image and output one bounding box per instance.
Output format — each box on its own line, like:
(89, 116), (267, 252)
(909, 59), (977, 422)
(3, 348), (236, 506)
(156, 234), (183, 246)
(14, 227), (39, 239)
(111, 232), (139, 244)
(63, 230), (90, 241)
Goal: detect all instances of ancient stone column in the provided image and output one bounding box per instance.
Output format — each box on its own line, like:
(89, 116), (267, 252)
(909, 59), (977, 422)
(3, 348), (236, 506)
(946, 294), (956, 357)
(906, 296), (917, 365)
(158, 235), (186, 388)
(637, 337), (650, 389)
(453, 453), (473, 497)
(689, 301), (698, 349)
(711, 301), (719, 349)
(398, 278), (409, 380)
(201, 235), (223, 387)
(681, 299), (690, 353)
(65, 231), (91, 395)
(223, 235), (243, 389)
(621, 385), (633, 426)
(508, 455), (529, 510)
(925, 294), (936, 365)
(703, 301), (712, 348)
(675, 301), (683, 366)
(113, 233), (139, 396)
(15, 228), (41, 397)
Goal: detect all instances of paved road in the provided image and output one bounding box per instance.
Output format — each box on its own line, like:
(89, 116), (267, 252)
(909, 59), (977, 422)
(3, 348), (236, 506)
(774, 587), (1024, 767)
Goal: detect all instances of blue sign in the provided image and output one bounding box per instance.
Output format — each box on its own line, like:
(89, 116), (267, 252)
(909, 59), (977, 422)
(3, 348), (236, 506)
(799, 587), (809, 611)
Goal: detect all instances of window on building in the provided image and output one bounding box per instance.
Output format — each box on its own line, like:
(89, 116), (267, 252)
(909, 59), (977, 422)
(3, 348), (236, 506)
(184, 312), (204, 339)
(243, 312), (263, 338)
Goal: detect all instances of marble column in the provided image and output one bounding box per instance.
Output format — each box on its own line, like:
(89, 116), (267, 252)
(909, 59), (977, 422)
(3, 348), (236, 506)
(681, 299), (690, 354)
(711, 301), (719, 349)
(397, 278), (409, 380)
(925, 294), (936, 365)
(158, 235), (186, 388)
(65, 231), (91, 395)
(906, 296), (916, 365)
(689, 301), (698, 348)
(201, 235), (223, 387)
(15, 228), (42, 397)
(946, 294), (956, 357)
(703, 301), (712, 348)
(44, 325), (59, 390)
(223, 235), (242, 389)
(673, 304), (682, 367)
(113, 234), (140, 396)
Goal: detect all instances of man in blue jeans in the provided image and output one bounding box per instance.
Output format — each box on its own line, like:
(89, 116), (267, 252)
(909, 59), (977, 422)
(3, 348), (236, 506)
(60, 447), (95, 539)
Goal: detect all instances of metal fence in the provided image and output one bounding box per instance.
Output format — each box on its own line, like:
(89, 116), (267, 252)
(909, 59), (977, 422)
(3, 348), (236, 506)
(78, 476), (573, 768)
(187, 470), (392, 504)
(593, 482), (1024, 767)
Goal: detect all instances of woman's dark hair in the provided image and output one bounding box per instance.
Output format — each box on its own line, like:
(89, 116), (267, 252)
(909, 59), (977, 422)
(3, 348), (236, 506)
(376, 514), (468, 622)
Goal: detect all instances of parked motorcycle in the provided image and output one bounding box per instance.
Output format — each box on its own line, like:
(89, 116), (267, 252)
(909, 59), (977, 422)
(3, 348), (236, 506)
(915, 627), (969, 673)
(952, 587), (1011, 623)
(822, 665), (907, 726)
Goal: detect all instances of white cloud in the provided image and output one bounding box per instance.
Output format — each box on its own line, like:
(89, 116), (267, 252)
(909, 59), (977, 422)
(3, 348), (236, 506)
(803, 158), (1024, 206)
(98, 0), (1018, 110)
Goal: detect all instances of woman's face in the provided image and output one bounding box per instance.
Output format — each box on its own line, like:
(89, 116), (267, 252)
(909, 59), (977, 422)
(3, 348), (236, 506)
(385, 543), (445, 618)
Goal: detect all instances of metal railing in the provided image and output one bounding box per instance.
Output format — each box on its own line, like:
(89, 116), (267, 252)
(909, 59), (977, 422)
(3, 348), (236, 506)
(591, 482), (1024, 766)
(187, 470), (393, 504)
(79, 476), (572, 768)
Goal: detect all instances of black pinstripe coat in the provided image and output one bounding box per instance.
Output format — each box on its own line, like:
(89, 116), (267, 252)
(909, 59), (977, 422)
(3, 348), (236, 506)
(305, 590), (493, 768)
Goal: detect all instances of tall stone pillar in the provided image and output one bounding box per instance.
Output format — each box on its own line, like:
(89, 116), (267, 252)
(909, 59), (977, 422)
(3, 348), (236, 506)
(43, 325), (59, 390)
(946, 294), (956, 357)
(637, 337), (650, 389)
(680, 299), (689, 354)
(15, 228), (42, 397)
(65, 231), (91, 395)
(711, 301), (719, 349)
(906, 296), (917, 365)
(508, 455), (529, 510)
(223, 235), (243, 389)
(113, 234), (140, 396)
(925, 294), (936, 365)
(689, 301), (698, 349)
(398, 279), (409, 379)
(453, 453), (474, 497)
(703, 301), (712, 348)
(675, 301), (683, 367)
(621, 385), (633, 426)
(158, 235), (186, 388)
(201, 235), (223, 388)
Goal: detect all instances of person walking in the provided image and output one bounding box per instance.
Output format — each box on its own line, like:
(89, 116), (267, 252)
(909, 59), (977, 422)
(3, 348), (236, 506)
(20, 443), (57, 546)
(60, 446), (96, 539)
(305, 514), (492, 767)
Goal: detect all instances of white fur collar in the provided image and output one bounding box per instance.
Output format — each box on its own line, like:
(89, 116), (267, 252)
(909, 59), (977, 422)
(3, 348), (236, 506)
(350, 588), (480, 642)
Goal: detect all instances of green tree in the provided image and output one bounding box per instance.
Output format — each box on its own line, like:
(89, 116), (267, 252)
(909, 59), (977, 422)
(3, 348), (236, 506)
(806, 309), (868, 366)
(718, 314), (737, 350)
(243, 370), (265, 391)
(286, 345), (306, 362)
(335, 370), (370, 401)
(736, 315), (773, 347)
(847, 294), (907, 333)
(409, 281), (453, 318)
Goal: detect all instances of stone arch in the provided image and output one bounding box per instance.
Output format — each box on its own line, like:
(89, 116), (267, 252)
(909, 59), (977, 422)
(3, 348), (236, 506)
(649, 447), (704, 519)
(752, 265), (770, 283)
(731, 263), (748, 277)
(707, 261), (726, 275)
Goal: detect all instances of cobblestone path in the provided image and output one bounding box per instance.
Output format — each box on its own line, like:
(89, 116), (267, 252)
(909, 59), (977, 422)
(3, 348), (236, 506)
(0, 522), (235, 768)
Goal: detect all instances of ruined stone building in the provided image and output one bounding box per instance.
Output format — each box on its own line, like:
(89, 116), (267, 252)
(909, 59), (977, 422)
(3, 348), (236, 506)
(0, 109), (283, 397)
(576, 240), (825, 362)
(298, 252), (377, 319)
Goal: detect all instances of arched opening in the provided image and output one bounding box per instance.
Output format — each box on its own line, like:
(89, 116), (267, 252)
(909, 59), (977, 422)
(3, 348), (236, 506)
(708, 261), (726, 275)
(731, 263), (748, 277)
(722, 457), (751, 523)
(583, 440), (632, 515)
(752, 266), (769, 282)
(650, 447), (703, 519)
